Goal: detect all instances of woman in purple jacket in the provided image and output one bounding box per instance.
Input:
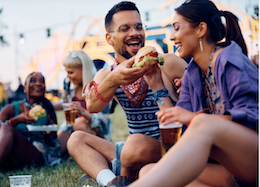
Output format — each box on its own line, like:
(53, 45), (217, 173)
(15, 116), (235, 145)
(130, 0), (258, 186)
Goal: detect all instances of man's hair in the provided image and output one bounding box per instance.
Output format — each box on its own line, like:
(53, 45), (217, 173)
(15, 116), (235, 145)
(105, 1), (140, 32)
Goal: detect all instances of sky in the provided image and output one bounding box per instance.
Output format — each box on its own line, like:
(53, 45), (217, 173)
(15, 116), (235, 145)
(0, 0), (258, 90)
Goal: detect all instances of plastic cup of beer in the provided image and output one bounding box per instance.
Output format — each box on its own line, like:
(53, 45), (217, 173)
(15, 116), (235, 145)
(9, 175), (32, 187)
(160, 122), (183, 156)
(62, 103), (76, 125)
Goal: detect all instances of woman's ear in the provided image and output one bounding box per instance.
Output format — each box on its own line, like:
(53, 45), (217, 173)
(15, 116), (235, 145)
(198, 22), (207, 38)
(106, 33), (114, 46)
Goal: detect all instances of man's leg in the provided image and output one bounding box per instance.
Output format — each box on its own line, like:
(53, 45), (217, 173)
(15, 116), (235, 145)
(67, 131), (116, 185)
(120, 133), (161, 180)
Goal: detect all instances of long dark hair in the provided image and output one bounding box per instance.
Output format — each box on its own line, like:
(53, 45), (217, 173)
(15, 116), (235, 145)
(24, 72), (57, 124)
(175, 0), (247, 56)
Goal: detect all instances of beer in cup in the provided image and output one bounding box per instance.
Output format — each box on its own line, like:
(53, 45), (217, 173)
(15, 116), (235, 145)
(160, 122), (183, 156)
(62, 103), (76, 125)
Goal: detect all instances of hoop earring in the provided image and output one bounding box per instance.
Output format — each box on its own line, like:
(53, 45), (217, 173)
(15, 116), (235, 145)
(199, 38), (203, 52)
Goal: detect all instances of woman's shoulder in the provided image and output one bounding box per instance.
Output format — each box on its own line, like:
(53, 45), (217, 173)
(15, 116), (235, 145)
(0, 101), (19, 119)
(216, 41), (247, 69)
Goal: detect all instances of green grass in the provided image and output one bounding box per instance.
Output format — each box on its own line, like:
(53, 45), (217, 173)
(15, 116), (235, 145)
(0, 105), (129, 187)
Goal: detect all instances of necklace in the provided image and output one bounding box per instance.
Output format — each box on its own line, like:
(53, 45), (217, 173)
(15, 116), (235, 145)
(23, 98), (44, 112)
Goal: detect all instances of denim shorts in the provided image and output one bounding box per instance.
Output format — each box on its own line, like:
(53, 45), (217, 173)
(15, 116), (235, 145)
(111, 141), (125, 176)
(232, 176), (256, 187)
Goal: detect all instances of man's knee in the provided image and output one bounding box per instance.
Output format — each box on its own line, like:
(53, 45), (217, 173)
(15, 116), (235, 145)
(67, 131), (85, 155)
(121, 134), (160, 167)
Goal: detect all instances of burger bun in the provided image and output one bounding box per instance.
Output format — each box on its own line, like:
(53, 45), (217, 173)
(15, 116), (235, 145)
(132, 46), (164, 67)
(28, 105), (46, 121)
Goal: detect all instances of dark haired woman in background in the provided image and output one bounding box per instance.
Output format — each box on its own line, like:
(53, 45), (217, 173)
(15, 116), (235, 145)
(130, 0), (258, 186)
(0, 72), (61, 171)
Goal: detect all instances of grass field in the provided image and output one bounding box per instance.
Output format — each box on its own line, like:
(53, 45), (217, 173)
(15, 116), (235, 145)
(0, 105), (129, 187)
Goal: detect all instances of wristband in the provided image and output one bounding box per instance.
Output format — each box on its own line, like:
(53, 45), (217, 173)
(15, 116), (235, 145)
(81, 108), (86, 116)
(152, 88), (169, 105)
(6, 117), (13, 126)
(86, 81), (112, 102)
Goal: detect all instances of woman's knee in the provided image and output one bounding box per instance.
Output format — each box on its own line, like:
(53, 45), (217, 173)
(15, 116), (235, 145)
(188, 114), (214, 133)
(139, 163), (156, 178)
(73, 117), (89, 131)
(1, 124), (14, 140)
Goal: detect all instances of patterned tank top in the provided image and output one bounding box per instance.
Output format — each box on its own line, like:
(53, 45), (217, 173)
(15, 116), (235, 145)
(202, 46), (225, 114)
(115, 86), (161, 140)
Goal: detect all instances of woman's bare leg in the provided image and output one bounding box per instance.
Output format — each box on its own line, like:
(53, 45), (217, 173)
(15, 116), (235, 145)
(0, 124), (44, 170)
(73, 117), (99, 135)
(58, 130), (71, 159)
(0, 124), (13, 162)
(130, 114), (258, 187)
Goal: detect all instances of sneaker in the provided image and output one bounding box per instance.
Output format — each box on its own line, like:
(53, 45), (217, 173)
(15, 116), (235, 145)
(80, 173), (98, 187)
(106, 176), (134, 187)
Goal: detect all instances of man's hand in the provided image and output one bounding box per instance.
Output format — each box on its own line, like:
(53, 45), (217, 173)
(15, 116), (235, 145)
(110, 56), (150, 85)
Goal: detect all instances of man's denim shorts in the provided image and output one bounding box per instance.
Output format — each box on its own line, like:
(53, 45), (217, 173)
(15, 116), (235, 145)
(111, 141), (125, 176)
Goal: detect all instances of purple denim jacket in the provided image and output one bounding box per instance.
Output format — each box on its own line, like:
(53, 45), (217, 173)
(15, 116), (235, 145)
(177, 41), (258, 131)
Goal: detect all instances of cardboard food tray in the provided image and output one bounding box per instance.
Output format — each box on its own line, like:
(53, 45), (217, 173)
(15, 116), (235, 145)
(26, 125), (58, 131)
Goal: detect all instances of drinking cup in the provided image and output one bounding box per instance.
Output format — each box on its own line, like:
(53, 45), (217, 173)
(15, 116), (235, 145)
(9, 175), (32, 187)
(160, 122), (183, 156)
(62, 103), (76, 125)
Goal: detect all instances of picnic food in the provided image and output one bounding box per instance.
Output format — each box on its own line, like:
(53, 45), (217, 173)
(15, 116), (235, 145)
(29, 105), (46, 121)
(132, 46), (164, 67)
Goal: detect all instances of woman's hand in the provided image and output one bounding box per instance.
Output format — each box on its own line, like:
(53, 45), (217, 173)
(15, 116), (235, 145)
(70, 101), (84, 116)
(16, 112), (35, 124)
(174, 77), (183, 94)
(144, 64), (164, 91)
(156, 106), (195, 126)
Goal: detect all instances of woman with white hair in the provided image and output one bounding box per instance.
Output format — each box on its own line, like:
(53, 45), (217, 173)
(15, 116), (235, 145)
(56, 49), (112, 158)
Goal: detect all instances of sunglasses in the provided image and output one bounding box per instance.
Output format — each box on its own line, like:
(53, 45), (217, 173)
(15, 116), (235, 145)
(110, 23), (147, 33)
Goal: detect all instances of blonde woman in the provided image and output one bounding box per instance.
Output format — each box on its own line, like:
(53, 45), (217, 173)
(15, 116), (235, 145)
(56, 50), (112, 158)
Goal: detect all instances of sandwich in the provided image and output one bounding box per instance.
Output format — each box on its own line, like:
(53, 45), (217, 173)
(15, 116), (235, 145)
(132, 46), (164, 67)
(29, 105), (46, 121)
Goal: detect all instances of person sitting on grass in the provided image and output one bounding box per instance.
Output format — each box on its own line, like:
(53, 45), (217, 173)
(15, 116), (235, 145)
(129, 0), (258, 186)
(54, 49), (113, 159)
(67, 1), (187, 186)
(0, 72), (61, 171)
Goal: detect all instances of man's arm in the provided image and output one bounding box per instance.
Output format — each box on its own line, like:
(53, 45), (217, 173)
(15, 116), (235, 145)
(144, 53), (187, 111)
(87, 57), (150, 113)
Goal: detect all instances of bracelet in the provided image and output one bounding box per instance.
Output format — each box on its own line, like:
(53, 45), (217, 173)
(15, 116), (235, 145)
(152, 88), (169, 105)
(81, 108), (86, 116)
(87, 81), (112, 102)
(7, 117), (14, 126)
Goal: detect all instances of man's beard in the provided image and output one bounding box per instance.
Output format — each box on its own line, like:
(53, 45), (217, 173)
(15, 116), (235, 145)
(119, 43), (144, 59)
(121, 50), (132, 59)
